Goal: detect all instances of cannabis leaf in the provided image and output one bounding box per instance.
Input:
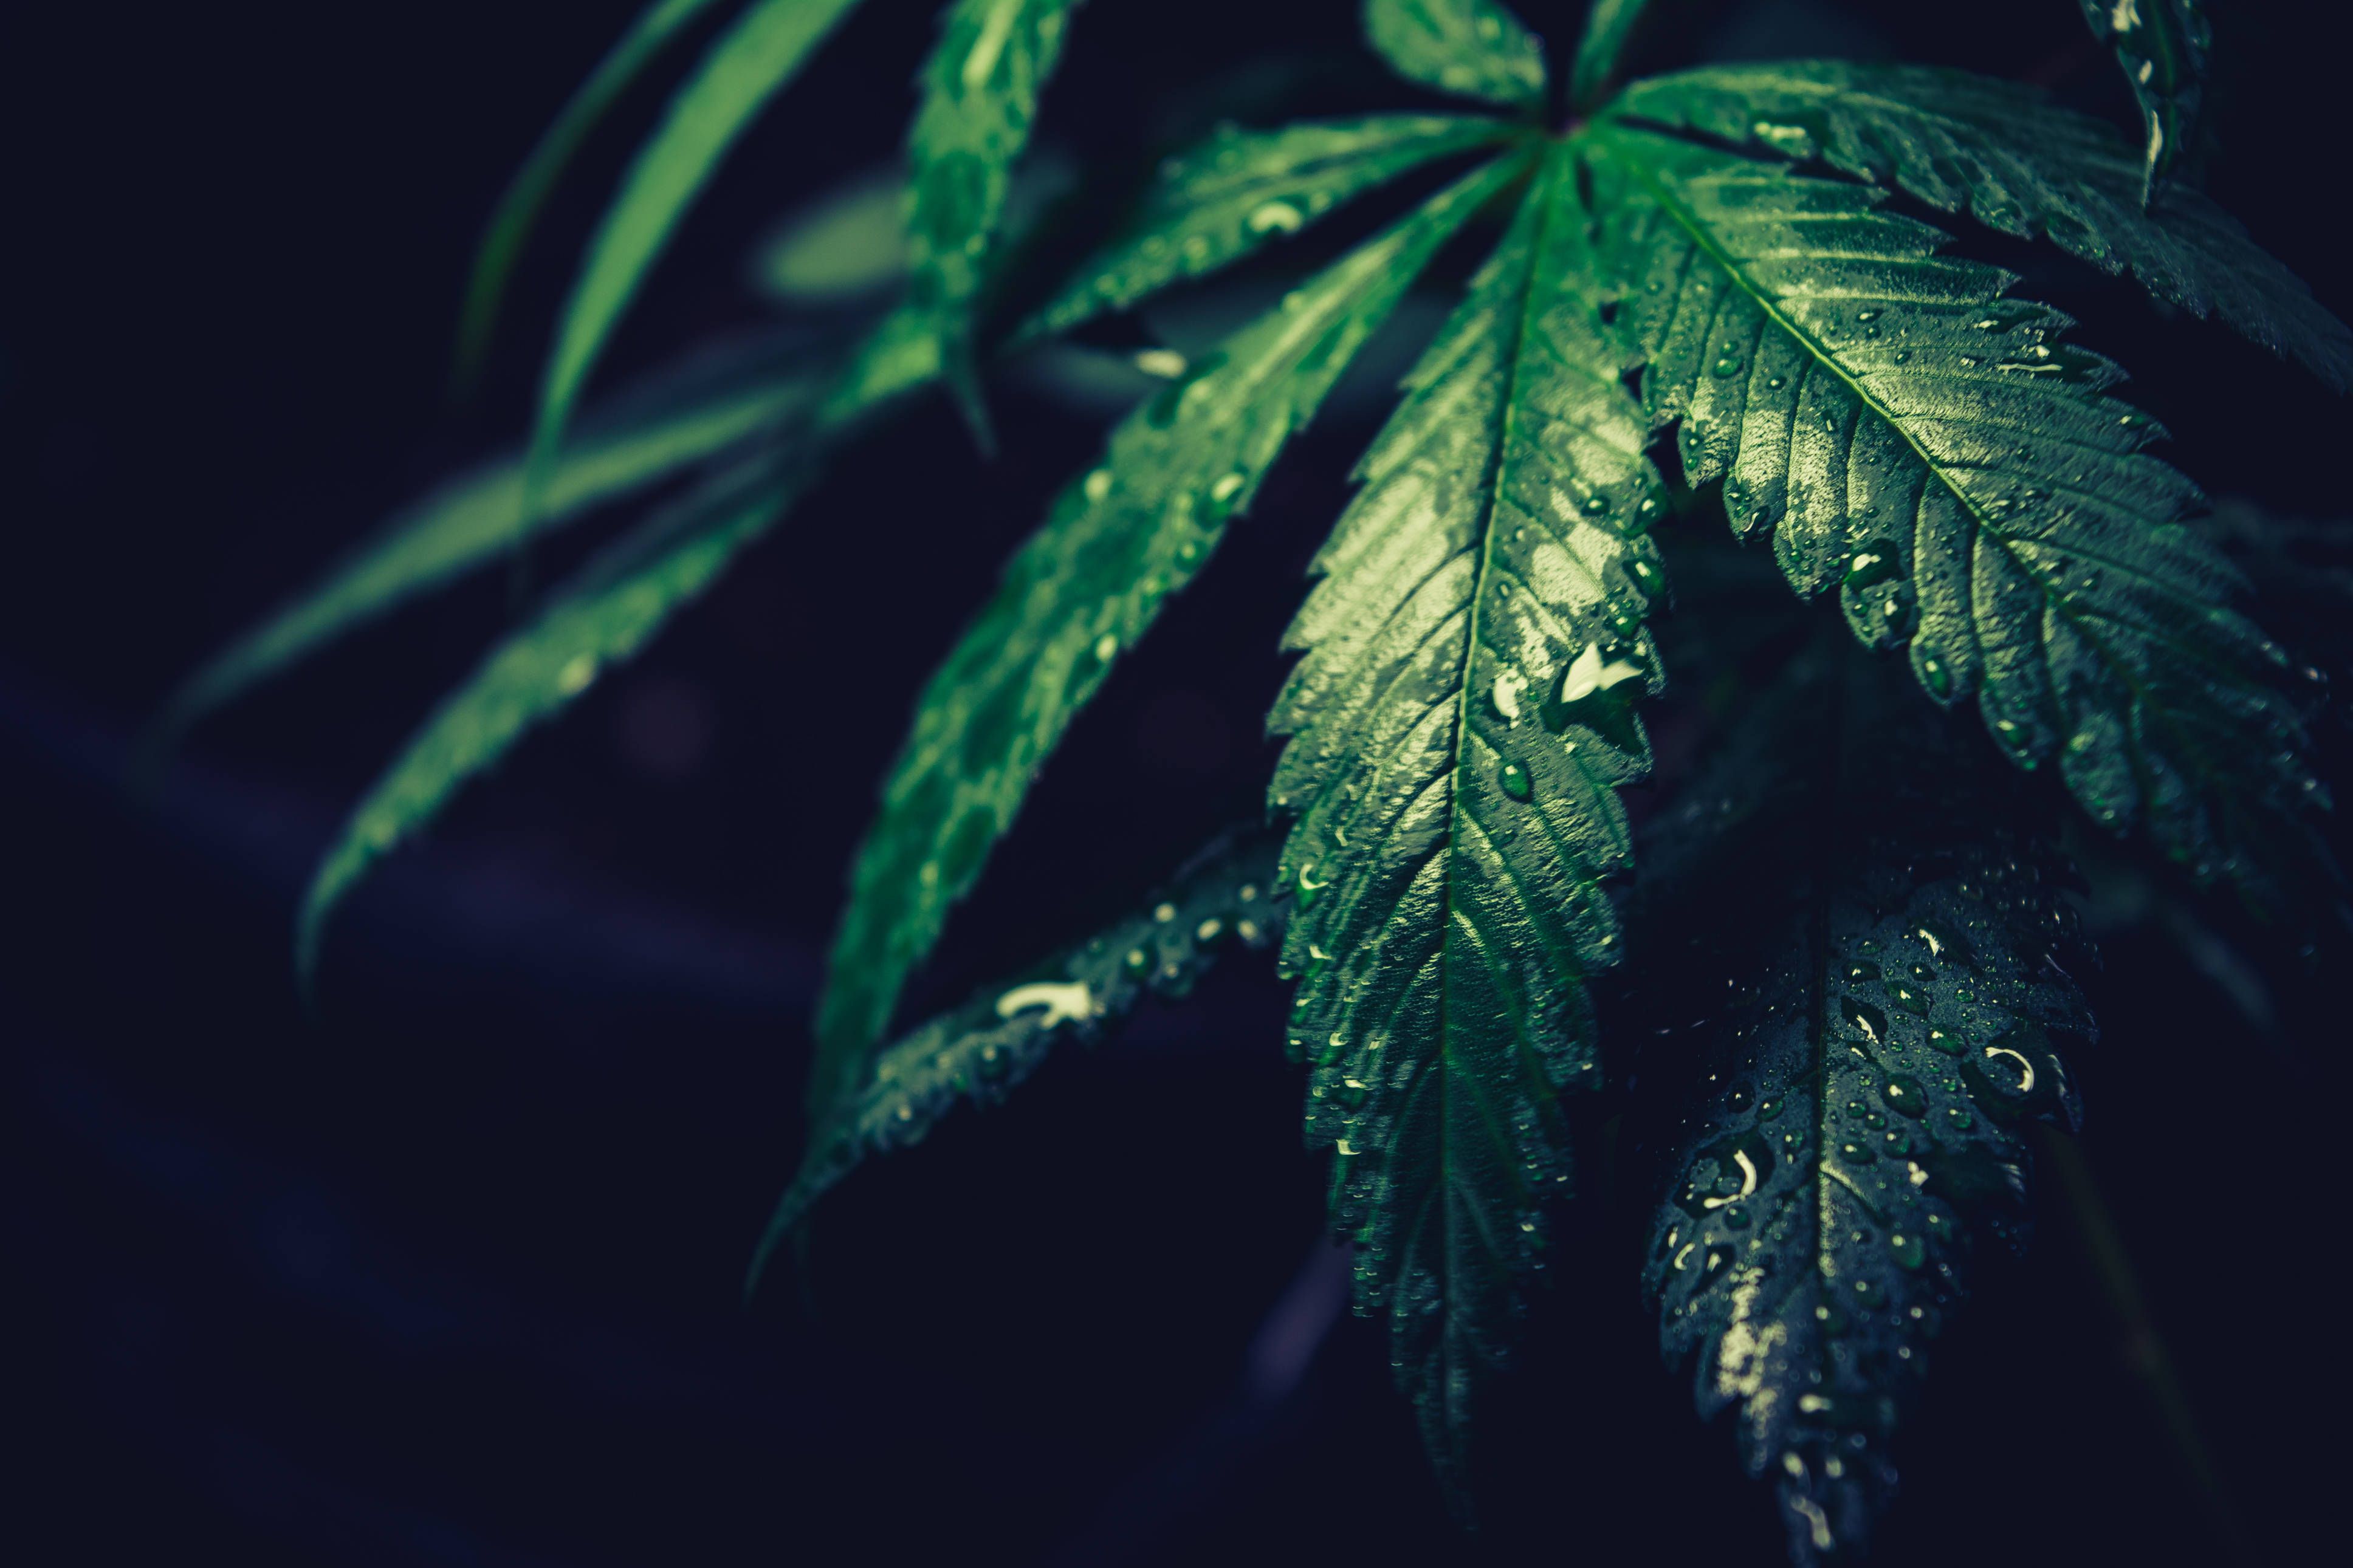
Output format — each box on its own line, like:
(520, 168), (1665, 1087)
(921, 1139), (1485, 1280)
(531, 0), (866, 495)
(1634, 645), (2092, 1565)
(2076, 0), (2209, 205)
(1567, 0), (1654, 112)
(454, 0), (727, 388)
(160, 334), (828, 741)
(1613, 62), (2353, 391)
(1023, 115), (1522, 340)
(1269, 142), (1663, 1488)
(905, 0), (1084, 439)
(751, 825), (1285, 1292)
(808, 149), (1533, 1121)
(294, 313), (936, 982)
(1363, 0), (1547, 112)
(1592, 124), (2328, 909)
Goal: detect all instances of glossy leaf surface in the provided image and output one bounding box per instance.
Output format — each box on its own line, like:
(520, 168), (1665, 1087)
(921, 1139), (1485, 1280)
(1635, 647), (2091, 1565)
(2076, 0), (2208, 204)
(454, 0), (726, 386)
(163, 342), (825, 739)
(811, 150), (1533, 1123)
(1362, 0), (1545, 111)
(1270, 144), (1663, 1487)
(1594, 125), (2327, 908)
(1613, 62), (2353, 389)
(905, 0), (1084, 433)
(1023, 115), (1520, 341)
(752, 826), (1285, 1290)
(531, 0), (865, 493)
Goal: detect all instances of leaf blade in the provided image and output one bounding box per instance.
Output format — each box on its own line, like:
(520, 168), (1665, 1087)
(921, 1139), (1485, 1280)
(531, 0), (866, 495)
(905, 0), (1085, 437)
(1611, 60), (2353, 390)
(1023, 114), (1522, 342)
(1633, 646), (2093, 1564)
(1362, 0), (1547, 111)
(751, 825), (1285, 1293)
(1595, 123), (2329, 911)
(162, 340), (825, 740)
(1273, 142), (1666, 1490)
(1568, 0), (1653, 112)
(811, 149), (1533, 1121)
(2075, 0), (2209, 204)
(453, 0), (728, 388)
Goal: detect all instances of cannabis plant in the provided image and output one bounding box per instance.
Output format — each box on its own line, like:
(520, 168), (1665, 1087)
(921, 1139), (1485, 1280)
(163, 0), (2344, 1559)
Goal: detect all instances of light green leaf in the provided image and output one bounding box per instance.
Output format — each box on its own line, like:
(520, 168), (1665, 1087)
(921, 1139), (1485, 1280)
(454, 0), (727, 388)
(1023, 115), (1522, 342)
(1594, 123), (2328, 909)
(1568, 0), (1654, 111)
(1612, 62), (2353, 389)
(1271, 142), (1664, 1491)
(161, 342), (824, 741)
(905, 0), (1085, 438)
(2075, 0), (2209, 205)
(1634, 646), (2093, 1566)
(1363, 0), (1547, 111)
(531, 0), (866, 499)
(751, 825), (1284, 1293)
(810, 149), (1534, 1122)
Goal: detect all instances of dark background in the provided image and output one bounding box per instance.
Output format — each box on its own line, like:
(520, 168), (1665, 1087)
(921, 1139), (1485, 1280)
(2, 1), (2341, 1563)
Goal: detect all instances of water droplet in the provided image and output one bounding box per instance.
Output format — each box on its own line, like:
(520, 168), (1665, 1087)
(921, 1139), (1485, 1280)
(1153, 902), (1177, 923)
(1582, 493), (1612, 516)
(1093, 632), (1119, 664)
(1246, 199), (1304, 235)
(1843, 997), (1889, 1044)
(1712, 354), (1745, 377)
(1879, 1073), (1927, 1117)
(1209, 469), (1246, 503)
(1919, 653), (1952, 701)
(995, 981), (1093, 1026)
(1889, 1231), (1925, 1270)
(555, 653), (598, 696)
(1084, 468), (1113, 502)
(1856, 308), (1881, 323)
(1498, 761), (1533, 801)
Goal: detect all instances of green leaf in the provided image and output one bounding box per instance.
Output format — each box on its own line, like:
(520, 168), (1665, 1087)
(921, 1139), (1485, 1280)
(160, 340), (825, 741)
(297, 457), (808, 986)
(810, 149), (1533, 1123)
(1363, 0), (1547, 111)
(1593, 123), (2329, 910)
(905, 0), (1085, 440)
(1568, 0), (1654, 112)
(295, 305), (940, 987)
(1269, 143), (1664, 1490)
(2076, 0), (2209, 205)
(1023, 115), (1523, 341)
(1633, 646), (2093, 1566)
(1611, 62), (2353, 391)
(750, 824), (1285, 1293)
(531, 0), (865, 500)
(453, 0), (727, 389)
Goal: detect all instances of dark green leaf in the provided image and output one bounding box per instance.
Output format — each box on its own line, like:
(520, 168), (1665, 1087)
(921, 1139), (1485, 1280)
(905, 0), (1086, 437)
(2075, 0), (2209, 205)
(750, 825), (1285, 1292)
(529, 0), (866, 499)
(453, 0), (727, 388)
(1023, 115), (1522, 341)
(1568, 0), (1654, 112)
(297, 457), (811, 986)
(1362, 0), (1547, 111)
(1633, 646), (2092, 1566)
(1270, 143), (1664, 1489)
(1593, 123), (2329, 911)
(296, 309), (938, 986)
(811, 149), (1534, 1123)
(1612, 62), (2353, 390)
(161, 339), (826, 741)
